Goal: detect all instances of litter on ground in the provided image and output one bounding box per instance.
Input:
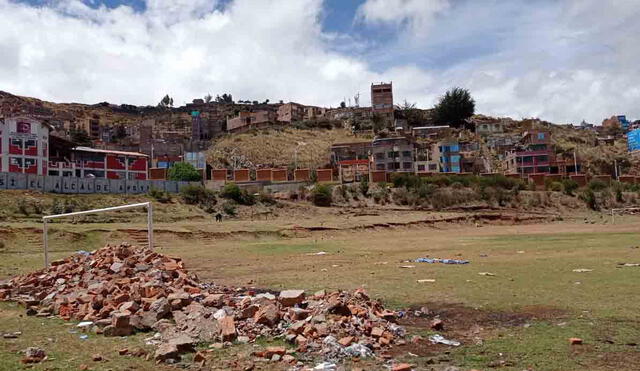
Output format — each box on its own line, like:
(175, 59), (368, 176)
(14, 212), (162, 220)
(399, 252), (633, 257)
(414, 258), (470, 264)
(572, 269), (593, 273)
(428, 334), (461, 346)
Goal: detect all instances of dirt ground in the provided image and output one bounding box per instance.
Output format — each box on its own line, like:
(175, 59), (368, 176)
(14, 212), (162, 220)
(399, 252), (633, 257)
(1, 196), (640, 370)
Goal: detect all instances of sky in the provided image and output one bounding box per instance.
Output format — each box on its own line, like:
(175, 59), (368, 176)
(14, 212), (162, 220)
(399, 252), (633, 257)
(1, 0), (640, 124)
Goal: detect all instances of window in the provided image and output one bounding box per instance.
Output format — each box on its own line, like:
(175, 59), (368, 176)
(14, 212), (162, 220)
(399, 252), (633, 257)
(402, 150), (412, 158)
(537, 155), (548, 163)
(451, 155), (461, 163)
(417, 164), (425, 171)
(375, 153), (385, 160)
(403, 162), (412, 169)
(387, 163), (395, 170)
(428, 164), (438, 171)
(395, 162), (401, 170)
(537, 133), (545, 140)
(387, 151), (395, 159)
(376, 163), (385, 170)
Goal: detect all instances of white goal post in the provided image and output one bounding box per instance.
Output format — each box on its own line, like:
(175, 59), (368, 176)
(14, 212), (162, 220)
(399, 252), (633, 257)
(610, 207), (640, 225)
(42, 202), (153, 268)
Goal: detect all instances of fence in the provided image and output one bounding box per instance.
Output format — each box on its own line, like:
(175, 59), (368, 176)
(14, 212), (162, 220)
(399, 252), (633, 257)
(0, 172), (200, 194)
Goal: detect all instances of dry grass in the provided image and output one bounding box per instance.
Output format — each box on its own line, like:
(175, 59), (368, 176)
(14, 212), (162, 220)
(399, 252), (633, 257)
(207, 127), (372, 169)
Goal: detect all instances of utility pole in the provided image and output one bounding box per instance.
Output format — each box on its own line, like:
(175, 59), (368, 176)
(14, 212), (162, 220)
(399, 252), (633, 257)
(573, 151), (578, 175)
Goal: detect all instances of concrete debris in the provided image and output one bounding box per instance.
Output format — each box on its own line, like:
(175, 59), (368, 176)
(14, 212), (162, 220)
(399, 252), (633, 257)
(0, 243), (403, 364)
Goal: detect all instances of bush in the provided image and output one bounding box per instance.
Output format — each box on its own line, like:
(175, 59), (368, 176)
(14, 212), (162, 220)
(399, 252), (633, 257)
(16, 199), (30, 216)
(180, 185), (217, 212)
(311, 184), (332, 207)
(149, 187), (171, 203)
(359, 177), (369, 197)
(220, 183), (255, 205)
(257, 193), (277, 206)
(220, 183), (242, 202)
(547, 181), (563, 192)
(222, 201), (237, 217)
(372, 184), (389, 204)
(168, 162), (202, 181)
(561, 179), (579, 196)
(51, 199), (64, 214)
(588, 180), (608, 192)
(580, 189), (599, 210)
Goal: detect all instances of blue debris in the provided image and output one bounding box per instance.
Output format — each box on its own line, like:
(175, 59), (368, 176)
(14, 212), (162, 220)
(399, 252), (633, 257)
(414, 258), (470, 264)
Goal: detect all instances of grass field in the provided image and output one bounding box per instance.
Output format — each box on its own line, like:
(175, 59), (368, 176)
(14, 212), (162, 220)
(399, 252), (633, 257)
(1, 206), (639, 370)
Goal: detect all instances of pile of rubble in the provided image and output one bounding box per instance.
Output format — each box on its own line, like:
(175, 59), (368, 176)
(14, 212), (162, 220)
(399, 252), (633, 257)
(0, 243), (404, 364)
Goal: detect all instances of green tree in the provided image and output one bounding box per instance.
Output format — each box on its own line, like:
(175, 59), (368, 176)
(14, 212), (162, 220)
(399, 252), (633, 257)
(204, 93), (213, 103)
(168, 162), (202, 181)
(395, 100), (423, 127)
(434, 87), (475, 127)
(70, 129), (92, 146)
(311, 184), (332, 207)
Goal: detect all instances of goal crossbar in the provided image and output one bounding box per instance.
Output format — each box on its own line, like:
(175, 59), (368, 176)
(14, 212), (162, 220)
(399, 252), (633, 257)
(42, 202), (153, 268)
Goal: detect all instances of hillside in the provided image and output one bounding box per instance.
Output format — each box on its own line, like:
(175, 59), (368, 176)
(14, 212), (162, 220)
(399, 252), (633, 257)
(207, 127), (372, 169)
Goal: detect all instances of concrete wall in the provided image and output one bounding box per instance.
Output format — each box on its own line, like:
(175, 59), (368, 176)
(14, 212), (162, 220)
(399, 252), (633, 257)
(0, 171), (192, 194)
(316, 169), (333, 182)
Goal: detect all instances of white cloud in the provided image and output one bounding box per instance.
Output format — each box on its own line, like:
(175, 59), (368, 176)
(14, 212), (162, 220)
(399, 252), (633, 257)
(356, 0), (450, 40)
(0, 0), (639, 124)
(0, 0), (378, 107)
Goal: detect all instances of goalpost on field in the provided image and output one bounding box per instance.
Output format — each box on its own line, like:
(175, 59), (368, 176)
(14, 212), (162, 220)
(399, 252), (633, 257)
(42, 202), (153, 268)
(610, 207), (640, 225)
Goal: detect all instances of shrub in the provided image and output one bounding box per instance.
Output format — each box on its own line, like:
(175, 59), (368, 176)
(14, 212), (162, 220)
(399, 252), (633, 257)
(588, 180), (608, 192)
(547, 181), (563, 192)
(220, 183), (242, 202)
(168, 162), (202, 181)
(311, 184), (332, 207)
(63, 199), (78, 214)
(180, 185), (217, 212)
(561, 179), (579, 196)
(222, 201), (237, 217)
(51, 199), (64, 214)
(32, 201), (44, 215)
(372, 185), (389, 204)
(257, 193), (277, 206)
(359, 177), (369, 197)
(149, 187), (171, 203)
(16, 199), (30, 216)
(580, 189), (599, 210)
(220, 183), (255, 205)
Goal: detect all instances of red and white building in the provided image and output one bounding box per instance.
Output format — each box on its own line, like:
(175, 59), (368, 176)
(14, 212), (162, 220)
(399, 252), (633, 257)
(0, 116), (52, 175)
(49, 147), (149, 180)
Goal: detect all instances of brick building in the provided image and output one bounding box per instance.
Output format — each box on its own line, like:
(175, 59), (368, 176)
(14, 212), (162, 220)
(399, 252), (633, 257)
(371, 82), (394, 124)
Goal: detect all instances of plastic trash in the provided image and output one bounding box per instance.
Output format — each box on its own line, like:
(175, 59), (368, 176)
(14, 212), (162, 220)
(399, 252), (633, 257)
(344, 343), (373, 358)
(572, 269), (593, 273)
(429, 334), (460, 346)
(79, 334), (89, 340)
(76, 250), (91, 256)
(313, 362), (338, 371)
(414, 258), (469, 264)
(77, 321), (93, 328)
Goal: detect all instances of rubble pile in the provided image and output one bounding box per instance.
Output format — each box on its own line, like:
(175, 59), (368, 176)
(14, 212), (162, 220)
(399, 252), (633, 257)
(0, 243), (404, 364)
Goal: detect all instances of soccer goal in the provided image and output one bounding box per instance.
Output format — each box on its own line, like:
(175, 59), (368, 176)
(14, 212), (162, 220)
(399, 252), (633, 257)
(610, 207), (640, 225)
(42, 202), (153, 268)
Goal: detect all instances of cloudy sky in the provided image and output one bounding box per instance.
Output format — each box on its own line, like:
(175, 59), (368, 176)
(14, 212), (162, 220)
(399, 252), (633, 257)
(1, 0), (639, 124)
